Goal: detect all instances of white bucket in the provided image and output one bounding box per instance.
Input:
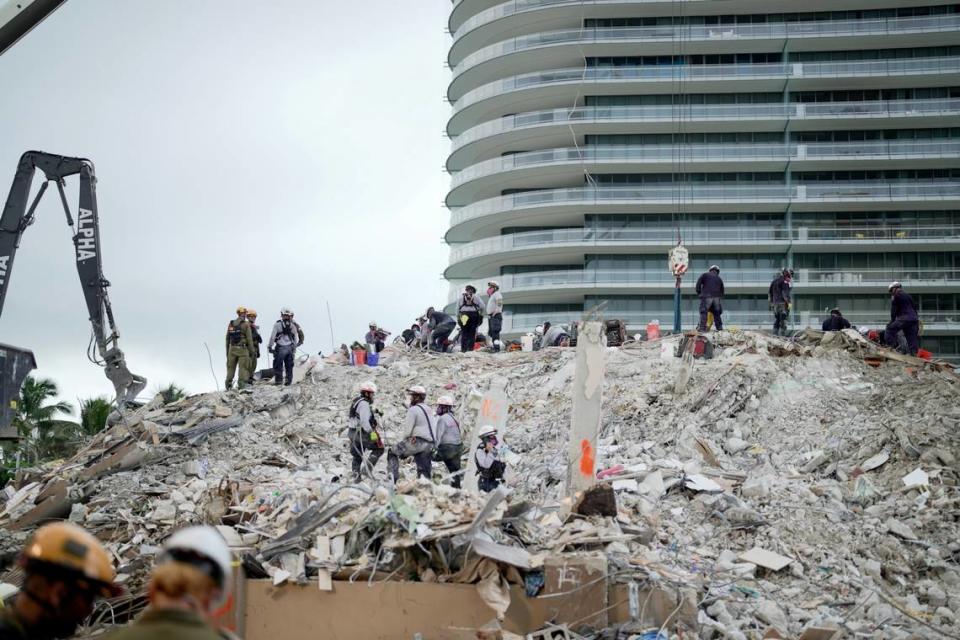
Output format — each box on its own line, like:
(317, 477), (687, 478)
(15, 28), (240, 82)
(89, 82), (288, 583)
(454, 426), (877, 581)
(521, 335), (534, 351)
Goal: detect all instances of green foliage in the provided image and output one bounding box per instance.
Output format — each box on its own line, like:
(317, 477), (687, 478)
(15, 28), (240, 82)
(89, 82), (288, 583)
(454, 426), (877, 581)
(79, 396), (113, 436)
(11, 376), (77, 465)
(157, 383), (187, 405)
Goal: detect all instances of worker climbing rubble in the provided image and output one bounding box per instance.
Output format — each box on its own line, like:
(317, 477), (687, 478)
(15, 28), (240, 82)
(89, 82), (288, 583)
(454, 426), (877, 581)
(885, 281), (920, 356)
(485, 280), (504, 352)
(822, 308), (852, 332)
(456, 285), (484, 353)
(433, 395), (463, 488)
(696, 265), (725, 332)
(245, 308), (263, 385)
(224, 306), (256, 391)
(768, 268), (793, 337)
(0, 522), (121, 640)
(387, 385), (436, 482)
(268, 307), (303, 386)
(475, 425), (506, 493)
(347, 380), (384, 482)
(425, 307), (456, 353)
(105, 526), (232, 640)
(541, 322), (571, 348)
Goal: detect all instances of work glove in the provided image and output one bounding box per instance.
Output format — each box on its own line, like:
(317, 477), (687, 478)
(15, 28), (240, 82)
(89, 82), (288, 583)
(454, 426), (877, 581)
(369, 431), (379, 442)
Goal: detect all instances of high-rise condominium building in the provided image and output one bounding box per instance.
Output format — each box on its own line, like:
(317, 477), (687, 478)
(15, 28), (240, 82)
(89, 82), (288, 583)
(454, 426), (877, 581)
(445, 0), (960, 359)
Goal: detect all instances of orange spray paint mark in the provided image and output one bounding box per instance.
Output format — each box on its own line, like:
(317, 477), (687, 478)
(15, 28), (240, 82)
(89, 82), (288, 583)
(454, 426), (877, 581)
(579, 439), (595, 476)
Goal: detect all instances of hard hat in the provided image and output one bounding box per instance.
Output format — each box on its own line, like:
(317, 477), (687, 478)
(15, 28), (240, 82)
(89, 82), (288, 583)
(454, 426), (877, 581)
(437, 395), (455, 406)
(487, 280), (500, 289)
(161, 526), (232, 597)
(535, 325), (544, 335)
(246, 308), (257, 318)
(709, 265), (721, 273)
(281, 306), (293, 315)
(888, 281), (902, 292)
(465, 285), (477, 293)
(830, 308), (841, 315)
(236, 306), (247, 315)
(477, 425), (497, 439)
(406, 385), (427, 396)
(369, 321), (377, 328)
(19, 522), (121, 597)
(360, 380), (377, 394)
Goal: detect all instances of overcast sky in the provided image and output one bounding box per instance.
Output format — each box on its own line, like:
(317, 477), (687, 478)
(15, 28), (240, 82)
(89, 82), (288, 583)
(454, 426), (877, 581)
(0, 0), (452, 412)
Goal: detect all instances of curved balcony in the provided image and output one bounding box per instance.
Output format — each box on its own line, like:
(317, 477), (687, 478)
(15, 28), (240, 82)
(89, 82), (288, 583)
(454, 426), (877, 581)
(445, 226), (960, 278)
(448, 57), (960, 135)
(449, 15), (959, 99)
(447, 183), (960, 242)
(447, 140), (960, 205)
(448, 99), (960, 170)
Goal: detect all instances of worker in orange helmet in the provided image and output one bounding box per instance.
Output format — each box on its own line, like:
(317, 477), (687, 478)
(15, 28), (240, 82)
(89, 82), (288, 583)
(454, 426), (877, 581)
(0, 522), (121, 640)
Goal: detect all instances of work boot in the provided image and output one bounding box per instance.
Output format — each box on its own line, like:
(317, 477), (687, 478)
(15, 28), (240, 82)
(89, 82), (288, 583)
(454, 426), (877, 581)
(274, 380), (283, 386)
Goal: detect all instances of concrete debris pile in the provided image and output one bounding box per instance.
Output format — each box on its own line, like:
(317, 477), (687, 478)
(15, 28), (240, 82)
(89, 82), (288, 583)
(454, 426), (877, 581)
(1, 330), (958, 639)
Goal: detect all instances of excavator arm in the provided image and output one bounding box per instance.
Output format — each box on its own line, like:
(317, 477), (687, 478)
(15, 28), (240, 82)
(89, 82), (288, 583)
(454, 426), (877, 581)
(0, 151), (146, 411)
(0, 0), (67, 56)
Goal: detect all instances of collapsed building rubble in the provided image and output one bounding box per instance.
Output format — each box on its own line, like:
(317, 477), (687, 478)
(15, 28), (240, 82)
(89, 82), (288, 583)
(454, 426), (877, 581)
(0, 329), (958, 638)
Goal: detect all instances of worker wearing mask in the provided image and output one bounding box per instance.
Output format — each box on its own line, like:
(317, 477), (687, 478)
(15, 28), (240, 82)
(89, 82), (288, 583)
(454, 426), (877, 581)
(268, 307), (304, 386)
(434, 395), (463, 488)
(245, 309), (263, 385)
(486, 280), (504, 352)
(768, 268), (793, 336)
(475, 425), (506, 493)
(348, 381), (384, 482)
(387, 385), (437, 482)
(885, 282), (920, 356)
(696, 265), (725, 332)
(425, 307), (457, 353)
(822, 308), (851, 332)
(105, 526), (232, 640)
(225, 306), (256, 391)
(457, 285), (485, 353)
(0, 522), (120, 640)
(365, 322), (385, 353)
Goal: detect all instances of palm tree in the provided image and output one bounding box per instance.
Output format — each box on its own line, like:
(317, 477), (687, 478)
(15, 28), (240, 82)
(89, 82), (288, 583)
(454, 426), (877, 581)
(157, 383), (187, 405)
(14, 377), (75, 463)
(79, 397), (113, 436)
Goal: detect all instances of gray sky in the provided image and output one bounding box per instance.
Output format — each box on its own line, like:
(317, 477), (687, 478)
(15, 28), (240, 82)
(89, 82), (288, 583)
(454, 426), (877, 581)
(0, 0), (452, 411)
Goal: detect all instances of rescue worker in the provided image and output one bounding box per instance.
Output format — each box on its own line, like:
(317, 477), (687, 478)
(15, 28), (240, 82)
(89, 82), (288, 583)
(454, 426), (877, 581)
(365, 322), (385, 353)
(104, 526), (232, 640)
(268, 307), (303, 386)
(425, 307), (457, 352)
(245, 309), (263, 385)
(822, 308), (851, 332)
(0, 522), (120, 640)
(434, 395), (463, 488)
(224, 306), (256, 390)
(768, 268), (793, 336)
(486, 280), (504, 352)
(541, 322), (570, 348)
(457, 285), (485, 353)
(475, 425), (506, 493)
(885, 281), (920, 356)
(348, 381), (384, 482)
(401, 323), (420, 347)
(387, 385), (436, 483)
(696, 265), (725, 332)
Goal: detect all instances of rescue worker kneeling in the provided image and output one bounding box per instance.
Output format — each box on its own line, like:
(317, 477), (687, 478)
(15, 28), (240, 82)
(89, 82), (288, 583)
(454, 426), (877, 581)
(433, 395), (464, 488)
(387, 385), (436, 483)
(475, 425), (506, 493)
(105, 525), (232, 640)
(348, 380), (384, 482)
(0, 522), (121, 640)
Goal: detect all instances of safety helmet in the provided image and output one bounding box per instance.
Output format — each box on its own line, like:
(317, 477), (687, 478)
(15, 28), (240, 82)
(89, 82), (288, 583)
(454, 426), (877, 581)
(535, 325), (544, 336)
(236, 306), (247, 315)
(436, 395), (455, 407)
(465, 285), (477, 294)
(888, 281), (902, 292)
(478, 425), (497, 439)
(369, 321), (377, 328)
(281, 306), (293, 316)
(359, 380), (377, 394)
(407, 385), (427, 396)
(487, 280), (500, 289)
(246, 308), (257, 318)
(782, 268), (792, 276)
(160, 526), (233, 598)
(19, 522), (121, 597)
(830, 308), (841, 315)
(709, 265), (721, 273)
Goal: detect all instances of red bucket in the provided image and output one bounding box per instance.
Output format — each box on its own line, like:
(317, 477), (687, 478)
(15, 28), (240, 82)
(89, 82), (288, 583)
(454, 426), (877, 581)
(351, 349), (367, 366)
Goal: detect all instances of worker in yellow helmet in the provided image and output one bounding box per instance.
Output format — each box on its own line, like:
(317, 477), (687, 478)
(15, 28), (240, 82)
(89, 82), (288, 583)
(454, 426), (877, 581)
(0, 522), (120, 640)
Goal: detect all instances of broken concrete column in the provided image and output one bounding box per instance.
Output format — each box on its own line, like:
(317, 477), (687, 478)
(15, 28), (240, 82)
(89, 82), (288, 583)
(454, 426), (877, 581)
(565, 320), (605, 497)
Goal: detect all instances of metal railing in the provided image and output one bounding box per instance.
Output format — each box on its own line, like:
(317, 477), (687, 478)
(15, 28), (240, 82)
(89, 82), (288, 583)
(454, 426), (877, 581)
(453, 16), (960, 78)
(451, 99), (960, 153)
(450, 140), (960, 189)
(448, 226), (960, 263)
(453, 57), (960, 113)
(450, 183), (960, 227)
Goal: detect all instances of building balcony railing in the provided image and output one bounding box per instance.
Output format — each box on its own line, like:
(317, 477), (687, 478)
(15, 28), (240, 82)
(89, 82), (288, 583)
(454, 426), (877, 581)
(452, 57), (960, 114)
(450, 140), (960, 191)
(450, 99), (960, 156)
(452, 15), (960, 80)
(447, 226), (960, 264)
(449, 183), (960, 229)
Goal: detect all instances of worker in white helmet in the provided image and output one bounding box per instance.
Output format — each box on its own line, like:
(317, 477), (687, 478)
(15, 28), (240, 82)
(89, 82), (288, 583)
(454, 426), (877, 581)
(268, 307), (304, 386)
(485, 280), (504, 351)
(387, 385), (436, 483)
(347, 381), (384, 482)
(475, 425), (506, 493)
(105, 525), (232, 640)
(433, 395), (463, 488)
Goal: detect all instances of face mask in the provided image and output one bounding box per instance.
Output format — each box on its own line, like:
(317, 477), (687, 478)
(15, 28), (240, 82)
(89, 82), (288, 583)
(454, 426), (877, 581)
(487, 287), (495, 295)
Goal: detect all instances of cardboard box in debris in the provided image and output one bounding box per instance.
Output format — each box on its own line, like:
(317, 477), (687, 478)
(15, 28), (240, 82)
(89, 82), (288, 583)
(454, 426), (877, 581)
(0, 329), (958, 639)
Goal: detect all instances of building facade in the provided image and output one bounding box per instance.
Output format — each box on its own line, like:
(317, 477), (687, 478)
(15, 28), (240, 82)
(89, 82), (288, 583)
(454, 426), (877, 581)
(445, 0), (960, 359)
